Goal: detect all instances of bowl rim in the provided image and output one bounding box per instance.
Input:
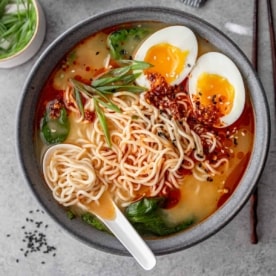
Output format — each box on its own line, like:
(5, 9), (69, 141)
(16, 6), (271, 255)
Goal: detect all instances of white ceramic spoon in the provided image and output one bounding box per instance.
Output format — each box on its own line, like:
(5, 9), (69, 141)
(42, 144), (156, 270)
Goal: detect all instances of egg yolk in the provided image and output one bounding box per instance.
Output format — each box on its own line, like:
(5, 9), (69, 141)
(144, 43), (189, 84)
(196, 73), (234, 116)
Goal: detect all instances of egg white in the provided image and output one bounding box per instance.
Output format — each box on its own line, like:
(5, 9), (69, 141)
(188, 52), (245, 127)
(134, 25), (198, 88)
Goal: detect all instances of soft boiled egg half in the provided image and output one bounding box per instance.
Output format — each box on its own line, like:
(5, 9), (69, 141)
(134, 25), (198, 88)
(188, 52), (245, 127)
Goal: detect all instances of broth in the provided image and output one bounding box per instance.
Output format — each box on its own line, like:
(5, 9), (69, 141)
(36, 21), (254, 236)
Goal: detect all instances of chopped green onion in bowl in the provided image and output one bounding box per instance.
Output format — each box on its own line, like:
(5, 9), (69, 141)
(0, 0), (46, 68)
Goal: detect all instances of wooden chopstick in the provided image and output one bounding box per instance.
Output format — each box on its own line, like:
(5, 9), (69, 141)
(252, 0), (259, 70)
(250, 0), (276, 244)
(250, 0), (259, 245)
(267, 0), (276, 112)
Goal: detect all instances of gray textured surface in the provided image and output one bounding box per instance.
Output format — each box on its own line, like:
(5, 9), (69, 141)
(0, 0), (275, 275)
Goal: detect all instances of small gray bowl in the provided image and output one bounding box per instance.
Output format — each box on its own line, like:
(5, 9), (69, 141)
(16, 7), (270, 255)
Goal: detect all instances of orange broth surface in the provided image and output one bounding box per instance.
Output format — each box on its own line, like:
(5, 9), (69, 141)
(36, 21), (254, 231)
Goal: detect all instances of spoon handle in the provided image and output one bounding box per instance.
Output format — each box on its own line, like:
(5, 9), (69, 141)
(100, 205), (156, 270)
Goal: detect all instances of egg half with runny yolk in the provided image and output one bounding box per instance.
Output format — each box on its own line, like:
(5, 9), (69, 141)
(134, 25), (198, 88)
(188, 52), (245, 127)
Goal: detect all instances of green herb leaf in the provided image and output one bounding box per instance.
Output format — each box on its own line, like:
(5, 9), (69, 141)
(69, 59), (151, 147)
(92, 74), (126, 87)
(66, 210), (76, 220)
(0, 1), (9, 18)
(96, 98), (121, 113)
(108, 65), (131, 77)
(120, 59), (153, 71)
(97, 85), (146, 93)
(125, 197), (195, 236)
(82, 213), (110, 233)
(92, 66), (131, 83)
(94, 98), (112, 147)
(70, 79), (96, 95)
(107, 27), (150, 59)
(74, 88), (84, 118)
(120, 72), (142, 84)
(91, 61), (151, 87)
(40, 101), (70, 145)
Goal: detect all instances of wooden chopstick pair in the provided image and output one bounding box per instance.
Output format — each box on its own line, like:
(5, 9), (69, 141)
(267, 0), (276, 108)
(250, 0), (276, 244)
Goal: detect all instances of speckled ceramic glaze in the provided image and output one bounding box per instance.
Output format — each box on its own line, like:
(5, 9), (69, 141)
(17, 7), (270, 256)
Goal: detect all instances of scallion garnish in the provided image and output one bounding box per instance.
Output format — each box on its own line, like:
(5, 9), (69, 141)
(70, 59), (151, 147)
(73, 87), (84, 118)
(0, 0), (36, 59)
(94, 98), (112, 147)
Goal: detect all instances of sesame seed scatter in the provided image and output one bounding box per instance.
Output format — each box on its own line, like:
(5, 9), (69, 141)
(6, 209), (57, 264)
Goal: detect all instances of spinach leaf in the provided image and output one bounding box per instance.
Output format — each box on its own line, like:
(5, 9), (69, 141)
(107, 27), (149, 59)
(40, 100), (70, 145)
(81, 213), (110, 233)
(125, 197), (195, 236)
(66, 210), (76, 220)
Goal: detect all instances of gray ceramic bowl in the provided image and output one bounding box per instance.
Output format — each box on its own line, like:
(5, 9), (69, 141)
(17, 7), (270, 255)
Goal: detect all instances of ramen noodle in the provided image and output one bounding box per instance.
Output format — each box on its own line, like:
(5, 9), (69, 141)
(36, 22), (254, 235)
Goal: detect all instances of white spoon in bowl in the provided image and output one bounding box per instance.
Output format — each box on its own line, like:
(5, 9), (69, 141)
(42, 144), (156, 270)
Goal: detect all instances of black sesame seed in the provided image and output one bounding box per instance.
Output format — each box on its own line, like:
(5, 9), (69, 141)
(18, 210), (57, 262)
